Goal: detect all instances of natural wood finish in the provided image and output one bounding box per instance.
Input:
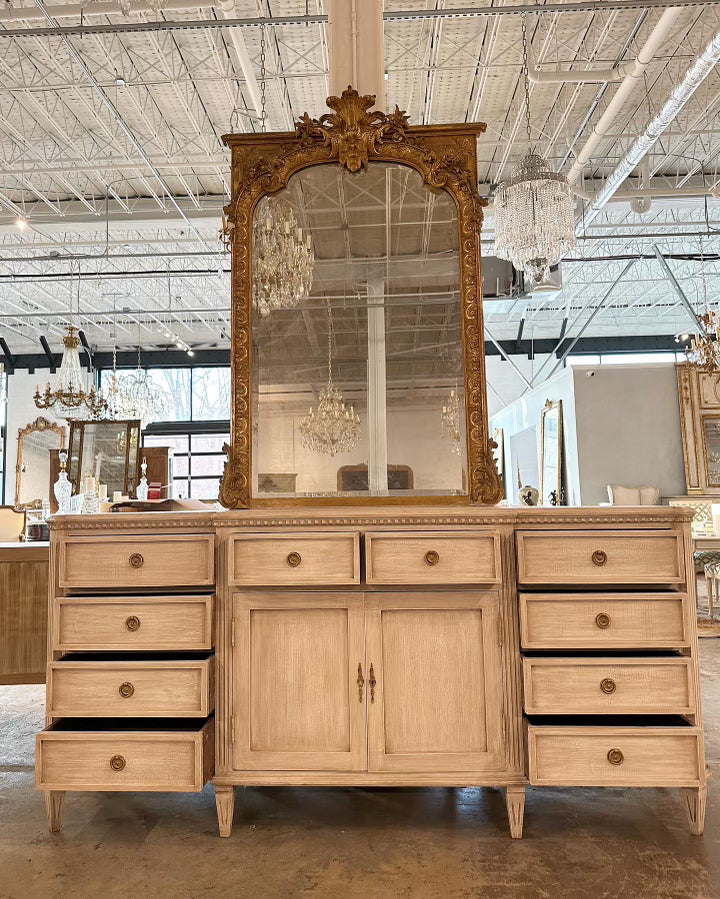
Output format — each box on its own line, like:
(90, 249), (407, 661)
(45, 790), (65, 833)
(685, 784), (708, 835)
(53, 595), (214, 652)
(519, 592), (690, 649)
(215, 785), (235, 838)
(58, 533), (214, 589)
(527, 725), (704, 787)
(523, 657), (695, 716)
(365, 530), (502, 585)
(141, 446), (172, 498)
(36, 719), (214, 792)
(229, 531), (360, 586)
(366, 592), (504, 773)
(0, 543), (49, 684)
(213, 771), (526, 787)
(47, 657), (215, 717)
(504, 785), (525, 839)
(516, 530), (685, 585)
(233, 592), (366, 771)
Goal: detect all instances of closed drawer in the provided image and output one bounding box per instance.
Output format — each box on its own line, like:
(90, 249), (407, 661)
(516, 530), (685, 585)
(523, 658), (695, 716)
(527, 724), (704, 787)
(47, 657), (215, 717)
(365, 531), (501, 585)
(519, 593), (690, 649)
(36, 718), (214, 792)
(53, 595), (214, 652)
(58, 534), (215, 590)
(230, 532), (360, 586)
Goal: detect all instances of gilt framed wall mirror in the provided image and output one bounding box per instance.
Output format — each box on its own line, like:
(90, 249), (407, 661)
(15, 417), (66, 510)
(220, 89), (501, 508)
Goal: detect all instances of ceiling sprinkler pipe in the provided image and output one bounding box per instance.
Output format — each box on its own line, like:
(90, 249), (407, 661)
(0, 0), (217, 20)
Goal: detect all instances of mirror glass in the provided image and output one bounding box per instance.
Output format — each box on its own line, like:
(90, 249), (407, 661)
(703, 416), (720, 486)
(15, 418), (65, 509)
(251, 162), (466, 499)
(540, 400), (563, 505)
(68, 420), (140, 497)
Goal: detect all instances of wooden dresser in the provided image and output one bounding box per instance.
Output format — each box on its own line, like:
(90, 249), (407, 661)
(37, 505), (707, 838)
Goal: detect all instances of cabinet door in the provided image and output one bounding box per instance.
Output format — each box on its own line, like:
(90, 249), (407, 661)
(366, 592), (505, 773)
(233, 592), (366, 771)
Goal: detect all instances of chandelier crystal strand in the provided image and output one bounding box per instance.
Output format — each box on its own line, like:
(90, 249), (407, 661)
(253, 199), (314, 316)
(686, 239), (720, 373)
(299, 300), (361, 457)
(493, 13), (576, 285)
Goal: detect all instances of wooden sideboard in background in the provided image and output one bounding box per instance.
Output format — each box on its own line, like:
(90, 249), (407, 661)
(0, 542), (49, 684)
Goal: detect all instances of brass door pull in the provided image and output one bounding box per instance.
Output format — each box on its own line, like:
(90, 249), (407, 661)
(287, 551), (302, 567)
(424, 550), (440, 566)
(119, 682), (135, 698)
(129, 552), (144, 568)
(125, 615), (140, 632)
(600, 678), (617, 695)
(357, 663), (364, 703)
(110, 755), (126, 771)
(607, 748), (624, 766)
(595, 612), (611, 629)
(591, 550), (608, 566)
(368, 663), (377, 703)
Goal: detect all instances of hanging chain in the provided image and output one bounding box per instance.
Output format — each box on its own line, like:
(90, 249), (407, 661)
(520, 13), (532, 151)
(260, 24), (267, 133)
(326, 297), (333, 383)
(700, 237), (709, 310)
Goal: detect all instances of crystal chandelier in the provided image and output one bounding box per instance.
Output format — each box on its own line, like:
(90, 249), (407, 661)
(493, 14), (576, 285)
(299, 302), (361, 457)
(253, 198), (314, 317)
(34, 326), (106, 420)
(104, 347), (167, 429)
(441, 388), (462, 456)
(686, 243), (720, 372)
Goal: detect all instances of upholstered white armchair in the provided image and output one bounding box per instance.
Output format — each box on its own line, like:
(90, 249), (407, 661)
(606, 484), (660, 506)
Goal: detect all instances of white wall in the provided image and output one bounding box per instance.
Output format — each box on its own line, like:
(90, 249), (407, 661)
(572, 363), (686, 505)
(489, 366), (580, 504)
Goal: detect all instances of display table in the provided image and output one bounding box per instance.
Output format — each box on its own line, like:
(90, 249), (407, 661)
(35, 506), (708, 839)
(0, 541), (49, 685)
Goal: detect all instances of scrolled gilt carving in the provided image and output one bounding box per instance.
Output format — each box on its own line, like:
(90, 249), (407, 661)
(222, 87), (500, 508)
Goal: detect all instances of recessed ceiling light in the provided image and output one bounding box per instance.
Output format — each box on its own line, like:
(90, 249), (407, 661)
(16, 217), (27, 230)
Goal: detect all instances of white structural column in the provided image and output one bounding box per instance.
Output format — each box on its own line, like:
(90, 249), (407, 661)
(328, 0), (385, 109)
(367, 268), (388, 494)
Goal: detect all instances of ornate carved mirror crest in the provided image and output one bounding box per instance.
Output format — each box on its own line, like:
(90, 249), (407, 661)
(220, 88), (501, 508)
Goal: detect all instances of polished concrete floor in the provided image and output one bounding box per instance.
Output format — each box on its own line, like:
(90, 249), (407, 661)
(2, 646), (720, 899)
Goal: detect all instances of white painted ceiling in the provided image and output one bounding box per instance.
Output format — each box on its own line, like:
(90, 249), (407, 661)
(0, 0), (719, 374)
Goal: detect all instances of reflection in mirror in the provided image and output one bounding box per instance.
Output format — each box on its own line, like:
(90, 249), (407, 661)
(252, 162), (466, 499)
(68, 419), (141, 498)
(540, 400), (563, 505)
(15, 417), (66, 509)
(703, 416), (720, 486)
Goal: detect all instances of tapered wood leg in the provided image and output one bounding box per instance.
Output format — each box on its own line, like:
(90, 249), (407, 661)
(685, 785), (707, 835)
(504, 785), (525, 839)
(215, 786), (235, 838)
(45, 790), (65, 833)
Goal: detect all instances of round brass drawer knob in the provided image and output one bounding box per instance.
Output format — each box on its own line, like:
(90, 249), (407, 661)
(109, 755), (126, 772)
(424, 550), (440, 566)
(125, 615), (141, 632)
(287, 551), (302, 568)
(119, 681), (135, 698)
(607, 748), (624, 766)
(600, 678), (617, 695)
(129, 552), (144, 569)
(591, 550), (608, 566)
(595, 612), (611, 629)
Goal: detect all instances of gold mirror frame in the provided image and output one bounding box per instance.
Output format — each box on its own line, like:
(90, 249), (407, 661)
(15, 416), (66, 510)
(220, 88), (502, 508)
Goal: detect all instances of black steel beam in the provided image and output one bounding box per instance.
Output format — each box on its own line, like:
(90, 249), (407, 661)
(39, 336), (57, 373)
(77, 330), (93, 371)
(0, 337), (15, 374)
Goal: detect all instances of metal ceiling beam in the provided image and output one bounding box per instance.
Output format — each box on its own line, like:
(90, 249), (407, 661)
(3, 2), (719, 38)
(652, 245), (705, 331)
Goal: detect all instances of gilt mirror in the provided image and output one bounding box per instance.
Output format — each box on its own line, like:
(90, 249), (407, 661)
(220, 89), (501, 507)
(67, 419), (141, 498)
(15, 417), (66, 510)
